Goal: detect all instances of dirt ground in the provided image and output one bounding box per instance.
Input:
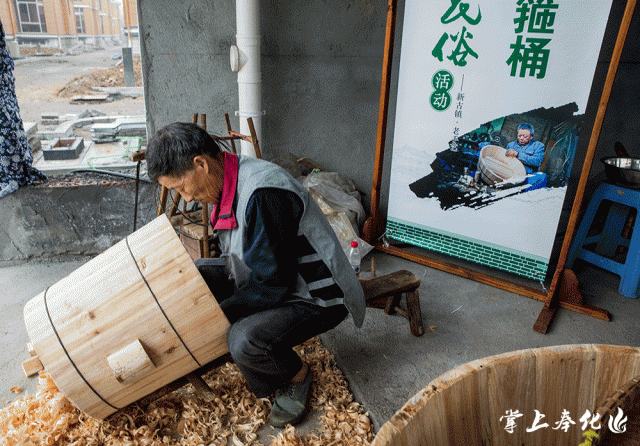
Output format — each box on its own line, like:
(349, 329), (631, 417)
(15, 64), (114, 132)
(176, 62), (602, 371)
(13, 44), (146, 124)
(57, 57), (143, 97)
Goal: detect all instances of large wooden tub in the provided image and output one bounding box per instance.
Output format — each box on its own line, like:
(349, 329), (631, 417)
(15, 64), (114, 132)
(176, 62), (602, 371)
(23, 214), (230, 419)
(372, 344), (640, 446)
(478, 145), (527, 185)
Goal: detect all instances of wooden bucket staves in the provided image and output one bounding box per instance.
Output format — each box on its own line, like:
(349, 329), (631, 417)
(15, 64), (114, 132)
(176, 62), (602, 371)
(478, 144), (527, 186)
(371, 344), (640, 446)
(588, 374), (640, 445)
(23, 214), (230, 419)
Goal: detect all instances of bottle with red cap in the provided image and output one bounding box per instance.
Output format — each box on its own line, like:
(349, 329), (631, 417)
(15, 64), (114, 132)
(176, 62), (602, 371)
(348, 240), (360, 277)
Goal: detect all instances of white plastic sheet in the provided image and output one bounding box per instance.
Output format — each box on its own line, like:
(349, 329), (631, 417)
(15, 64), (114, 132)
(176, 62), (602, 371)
(303, 171), (373, 258)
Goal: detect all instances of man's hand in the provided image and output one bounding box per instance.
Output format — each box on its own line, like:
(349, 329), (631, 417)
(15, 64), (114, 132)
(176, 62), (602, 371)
(505, 149), (518, 157)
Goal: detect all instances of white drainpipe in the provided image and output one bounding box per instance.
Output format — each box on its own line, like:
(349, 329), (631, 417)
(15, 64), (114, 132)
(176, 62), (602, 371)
(230, 0), (262, 157)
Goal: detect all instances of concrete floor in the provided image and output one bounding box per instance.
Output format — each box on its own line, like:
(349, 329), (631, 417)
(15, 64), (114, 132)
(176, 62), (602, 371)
(2, 249), (640, 436)
(324, 250), (640, 429)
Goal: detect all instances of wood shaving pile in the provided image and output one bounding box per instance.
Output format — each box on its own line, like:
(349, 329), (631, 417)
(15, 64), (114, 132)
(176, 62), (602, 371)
(1, 337), (374, 446)
(57, 58), (143, 98)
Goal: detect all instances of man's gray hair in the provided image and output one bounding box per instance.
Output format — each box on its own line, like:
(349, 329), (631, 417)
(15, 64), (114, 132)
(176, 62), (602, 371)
(517, 123), (535, 136)
(146, 122), (222, 182)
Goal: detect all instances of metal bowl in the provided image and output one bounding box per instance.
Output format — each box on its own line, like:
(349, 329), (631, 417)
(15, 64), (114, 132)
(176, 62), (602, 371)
(602, 157), (640, 186)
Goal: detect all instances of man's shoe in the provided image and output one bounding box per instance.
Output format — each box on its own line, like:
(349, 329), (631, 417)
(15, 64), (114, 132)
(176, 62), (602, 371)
(269, 370), (313, 428)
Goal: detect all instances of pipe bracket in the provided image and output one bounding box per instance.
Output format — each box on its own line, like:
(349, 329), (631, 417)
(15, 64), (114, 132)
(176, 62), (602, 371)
(230, 45), (240, 72)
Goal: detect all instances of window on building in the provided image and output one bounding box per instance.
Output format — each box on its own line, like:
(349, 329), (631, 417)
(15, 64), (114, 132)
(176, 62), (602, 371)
(14, 0), (47, 33)
(75, 6), (86, 34)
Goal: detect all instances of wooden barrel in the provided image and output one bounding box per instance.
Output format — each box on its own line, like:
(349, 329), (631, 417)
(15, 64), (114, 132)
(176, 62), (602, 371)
(371, 344), (640, 446)
(23, 214), (230, 419)
(588, 374), (640, 445)
(478, 145), (527, 185)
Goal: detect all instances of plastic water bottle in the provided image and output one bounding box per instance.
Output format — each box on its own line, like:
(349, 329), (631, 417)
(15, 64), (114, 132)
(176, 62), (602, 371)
(349, 241), (361, 277)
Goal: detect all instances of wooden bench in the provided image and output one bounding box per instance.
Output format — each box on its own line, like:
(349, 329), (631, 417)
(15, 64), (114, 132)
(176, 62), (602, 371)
(360, 270), (424, 336)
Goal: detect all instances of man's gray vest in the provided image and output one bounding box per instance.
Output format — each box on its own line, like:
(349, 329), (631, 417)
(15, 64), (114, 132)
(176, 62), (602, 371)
(216, 155), (366, 327)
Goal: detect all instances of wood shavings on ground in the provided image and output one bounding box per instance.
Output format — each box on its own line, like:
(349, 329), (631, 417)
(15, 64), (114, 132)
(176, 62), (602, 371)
(0, 337), (374, 446)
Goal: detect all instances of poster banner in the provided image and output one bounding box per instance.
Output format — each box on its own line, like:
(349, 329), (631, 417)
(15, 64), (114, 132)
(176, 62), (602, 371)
(386, 0), (614, 281)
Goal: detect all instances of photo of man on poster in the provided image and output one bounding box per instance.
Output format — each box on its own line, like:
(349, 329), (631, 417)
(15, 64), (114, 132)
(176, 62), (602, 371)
(505, 123), (546, 174)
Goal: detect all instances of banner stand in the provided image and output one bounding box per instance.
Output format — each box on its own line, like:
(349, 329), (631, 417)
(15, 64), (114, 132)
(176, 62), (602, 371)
(363, 0), (637, 333)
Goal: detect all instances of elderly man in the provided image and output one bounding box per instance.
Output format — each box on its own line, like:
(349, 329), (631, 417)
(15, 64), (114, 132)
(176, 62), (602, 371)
(504, 123), (546, 174)
(145, 122), (365, 428)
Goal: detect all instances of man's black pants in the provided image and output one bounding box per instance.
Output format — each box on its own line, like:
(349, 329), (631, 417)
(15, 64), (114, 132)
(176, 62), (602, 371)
(195, 258), (348, 398)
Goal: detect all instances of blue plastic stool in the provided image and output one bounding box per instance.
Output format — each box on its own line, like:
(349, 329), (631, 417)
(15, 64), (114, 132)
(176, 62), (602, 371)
(567, 182), (640, 298)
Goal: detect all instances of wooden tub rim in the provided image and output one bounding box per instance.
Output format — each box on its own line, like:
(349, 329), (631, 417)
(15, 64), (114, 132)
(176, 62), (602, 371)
(478, 144), (527, 185)
(371, 343), (640, 446)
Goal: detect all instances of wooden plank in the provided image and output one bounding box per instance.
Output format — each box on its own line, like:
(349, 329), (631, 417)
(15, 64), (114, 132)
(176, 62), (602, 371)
(379, 243), (610, 326)
(224, 113), (237, 154)
(533, 306), (558, 336)
(247, 117), (262, 159)
(441, 364), (483, 445)
(179, 221), (214, 240)
(532, 345), (597, 446)
(377, 243), (544, 300)
(477, 349), (537, 446)
(362, 0), (397, 244)
(70, 94), (110, 102)
(592, 345), (640, 407)
(200, 114), (207, 131)
(22, 355), (43, 377)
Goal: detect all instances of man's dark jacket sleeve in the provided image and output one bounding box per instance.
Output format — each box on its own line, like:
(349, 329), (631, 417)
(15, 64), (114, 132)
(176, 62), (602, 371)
(218, 188), (304, 322)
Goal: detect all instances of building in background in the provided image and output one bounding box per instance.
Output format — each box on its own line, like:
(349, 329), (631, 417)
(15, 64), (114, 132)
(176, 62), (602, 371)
(0, 0), (138, 48)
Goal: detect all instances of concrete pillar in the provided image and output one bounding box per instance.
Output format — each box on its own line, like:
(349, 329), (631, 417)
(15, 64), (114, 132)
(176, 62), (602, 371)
(122, 46), (135, 87)
(6, 40), (21, 59)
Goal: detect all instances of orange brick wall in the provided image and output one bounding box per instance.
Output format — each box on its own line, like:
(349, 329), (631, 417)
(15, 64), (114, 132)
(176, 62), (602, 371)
(1, 0), (123, 38)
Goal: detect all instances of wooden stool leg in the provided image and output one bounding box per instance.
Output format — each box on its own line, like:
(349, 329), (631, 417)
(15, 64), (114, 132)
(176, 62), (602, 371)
(405, 290), (424, 337)
(185, 372), (215, 402)
(385, 293), (401, 315)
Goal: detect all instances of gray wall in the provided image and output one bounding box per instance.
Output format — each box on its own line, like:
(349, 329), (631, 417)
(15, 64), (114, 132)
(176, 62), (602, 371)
(138, 0), (640, 227)
(138, 0), (384, 204)
(138, 1), (238, 136)
(0, 182), (157, 265)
